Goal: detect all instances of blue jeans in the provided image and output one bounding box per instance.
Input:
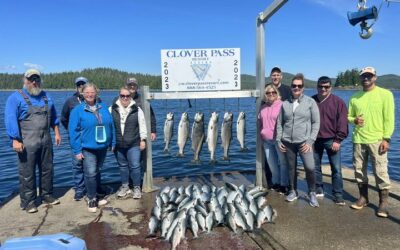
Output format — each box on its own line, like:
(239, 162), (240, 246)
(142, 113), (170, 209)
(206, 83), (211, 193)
(71, 152), (85, 196)
(82, 148), (107, 200)
(115, 146), (142, 187)
(314, 138), (344, 198)
(264, 140), (288, 187)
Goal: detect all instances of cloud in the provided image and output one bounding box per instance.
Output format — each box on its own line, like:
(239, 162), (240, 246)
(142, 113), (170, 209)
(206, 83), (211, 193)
(24, 62), (44, 71)
(0, 65), (17, 71)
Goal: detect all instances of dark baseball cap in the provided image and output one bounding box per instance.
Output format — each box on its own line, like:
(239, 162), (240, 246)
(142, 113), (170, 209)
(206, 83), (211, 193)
(75, 76), (89, 86)
(270, 66), (282, 74)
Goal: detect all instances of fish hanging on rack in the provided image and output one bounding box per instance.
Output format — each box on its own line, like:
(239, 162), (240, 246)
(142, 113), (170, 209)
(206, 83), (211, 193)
(237, 112), (247, 151)
(207, 112), (219, 164)
(221, 112), (233, 161)
(191, 112), (204, 164)
(163, 112), (174, 153)
(177, 112), (190, 157)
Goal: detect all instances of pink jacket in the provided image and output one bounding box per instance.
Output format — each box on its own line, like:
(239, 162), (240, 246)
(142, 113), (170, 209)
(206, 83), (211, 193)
(259, 100), (282, 141)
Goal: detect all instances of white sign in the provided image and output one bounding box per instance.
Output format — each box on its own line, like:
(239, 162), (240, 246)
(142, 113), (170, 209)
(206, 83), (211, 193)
(161, 48), (240, 92)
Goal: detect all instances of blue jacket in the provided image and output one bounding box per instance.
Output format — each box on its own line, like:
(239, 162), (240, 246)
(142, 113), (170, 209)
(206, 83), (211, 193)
(5, 88), (59, 145)
(69, 102), (116, 155)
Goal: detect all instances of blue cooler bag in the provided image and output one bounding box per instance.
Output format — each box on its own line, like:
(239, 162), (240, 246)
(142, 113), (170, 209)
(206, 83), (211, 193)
(0, 233), (86, 250)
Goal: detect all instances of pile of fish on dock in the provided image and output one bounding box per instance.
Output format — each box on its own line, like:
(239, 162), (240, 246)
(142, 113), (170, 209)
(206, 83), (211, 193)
(163, 111), (247, 164)
(148, 182), (277, 250)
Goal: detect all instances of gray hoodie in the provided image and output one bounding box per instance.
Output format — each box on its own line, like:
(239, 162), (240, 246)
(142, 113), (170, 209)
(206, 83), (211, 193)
(276, 94), (320, 146)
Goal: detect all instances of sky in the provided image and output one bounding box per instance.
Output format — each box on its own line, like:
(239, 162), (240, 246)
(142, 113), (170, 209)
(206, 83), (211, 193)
(0, 0), (399, 80)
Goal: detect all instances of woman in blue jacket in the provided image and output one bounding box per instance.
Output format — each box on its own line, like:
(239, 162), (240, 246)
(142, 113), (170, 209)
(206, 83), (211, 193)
(69, 83), (115, 213)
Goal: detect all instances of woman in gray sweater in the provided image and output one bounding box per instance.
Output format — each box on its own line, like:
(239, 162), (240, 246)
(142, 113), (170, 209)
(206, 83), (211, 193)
(276, 73), (320, 207)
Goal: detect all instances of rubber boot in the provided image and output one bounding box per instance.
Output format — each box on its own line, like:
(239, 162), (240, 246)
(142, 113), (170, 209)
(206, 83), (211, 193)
(351, 184), (369, 210)
(377, 189), (389, 218)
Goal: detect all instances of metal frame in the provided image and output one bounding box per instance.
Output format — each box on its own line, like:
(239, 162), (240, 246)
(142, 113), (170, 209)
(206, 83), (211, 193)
(255, 0), (288, 187)
(141, 0), (288, 191)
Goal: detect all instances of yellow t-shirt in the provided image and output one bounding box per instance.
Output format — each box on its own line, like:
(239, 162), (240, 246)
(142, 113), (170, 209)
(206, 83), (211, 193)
(348, 86), (395, 143)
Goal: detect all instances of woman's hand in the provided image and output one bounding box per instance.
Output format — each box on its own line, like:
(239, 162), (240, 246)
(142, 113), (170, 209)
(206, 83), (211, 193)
(300, 143), (312, 153)
(75, 153), (84, 160)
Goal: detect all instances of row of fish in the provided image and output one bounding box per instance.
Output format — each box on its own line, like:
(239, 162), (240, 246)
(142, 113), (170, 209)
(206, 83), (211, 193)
(163, 112), (247, 164)
(148, 183), (277, 250)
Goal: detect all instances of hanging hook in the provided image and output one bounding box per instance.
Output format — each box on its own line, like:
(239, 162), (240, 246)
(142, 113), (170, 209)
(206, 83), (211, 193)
(359, 21), (373, 39)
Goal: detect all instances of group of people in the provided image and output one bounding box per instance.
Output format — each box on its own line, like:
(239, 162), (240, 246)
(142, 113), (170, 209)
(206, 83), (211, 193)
(5, 66), (395, 218)
(5, 69), (156, 213)
(259, 66), (395, 218)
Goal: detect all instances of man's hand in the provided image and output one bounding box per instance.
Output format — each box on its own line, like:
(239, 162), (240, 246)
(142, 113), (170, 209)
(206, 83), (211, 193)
(55, 134), (61, 146)
(151, 133), (156, 141)
(379, 140), (389, 154)
(354, 114), (364, 127)
(331, 142), (341, 152)
(140, 141), (146, 151)
(13, 140), (24, 153)
(54, 125), (61, 146)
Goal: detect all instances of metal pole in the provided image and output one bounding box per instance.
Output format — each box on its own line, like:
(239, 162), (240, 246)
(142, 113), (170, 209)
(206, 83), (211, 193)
(255, 17), (266, 188)
(141, 86), (159, 193)
(255, 0), (288, 188)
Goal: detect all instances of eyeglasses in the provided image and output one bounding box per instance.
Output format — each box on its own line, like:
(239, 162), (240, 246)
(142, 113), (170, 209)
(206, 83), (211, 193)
(291, 84), (304, 89)
(265, 91), (277, 95)
(119, 94), (131, 99)
(317, 85), (331, 90)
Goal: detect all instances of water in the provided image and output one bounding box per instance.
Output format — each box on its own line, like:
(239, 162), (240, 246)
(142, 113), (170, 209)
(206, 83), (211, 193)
(0, 89), (399, 202)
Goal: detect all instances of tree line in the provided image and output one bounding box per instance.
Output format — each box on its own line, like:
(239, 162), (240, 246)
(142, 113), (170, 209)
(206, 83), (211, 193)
(0, 68), (258, 90)
(0, 67), (397, 90)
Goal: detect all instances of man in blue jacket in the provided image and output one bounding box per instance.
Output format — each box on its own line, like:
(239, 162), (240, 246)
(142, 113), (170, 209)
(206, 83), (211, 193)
(5, 69), (61, 213)
(61, 76), (89, 201)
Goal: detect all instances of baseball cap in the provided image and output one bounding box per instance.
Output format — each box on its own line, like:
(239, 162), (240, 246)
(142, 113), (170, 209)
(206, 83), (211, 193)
(126, 77), (138, 87)
(270, 66), (282, 74)
(360, 66), (376, 76)
(75, 76), (89, 86)
(24, 69), (41, 83)
(24, 69), (41, 78)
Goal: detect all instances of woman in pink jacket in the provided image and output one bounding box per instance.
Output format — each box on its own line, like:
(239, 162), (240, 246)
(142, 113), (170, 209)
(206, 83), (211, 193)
(259, 84), (288, 194)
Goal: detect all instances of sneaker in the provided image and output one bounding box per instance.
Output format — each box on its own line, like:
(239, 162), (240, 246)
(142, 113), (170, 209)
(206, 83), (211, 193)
(26, 203), (38, 213)
(87, 199), (98, 213)
(98, 198), (108, 206)
(309, 192), (320, 207)
(316, 187), (324, 198)
(43, 195), (60, 205)
(334, 197), (346, 206)
(286, 190), (298, 202)
(271, 184), (280, 191)
(132, 186), (142, 199)
(279, 186), (289, 195)
(117, 185), (132, 198)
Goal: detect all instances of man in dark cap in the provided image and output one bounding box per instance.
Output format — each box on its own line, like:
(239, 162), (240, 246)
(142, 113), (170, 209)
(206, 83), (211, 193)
(61, 76), (89, 201)
(5, 69), (61, 213)
(269, 66), (291, 101)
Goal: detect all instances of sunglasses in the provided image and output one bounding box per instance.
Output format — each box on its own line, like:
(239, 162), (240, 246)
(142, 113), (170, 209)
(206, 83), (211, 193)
(317, 85), (331, 90)
(119, 94), (131, 99)
(265, 91), (277, 95)
(360, 73), (374, 79)
(291, 84), (303, 89)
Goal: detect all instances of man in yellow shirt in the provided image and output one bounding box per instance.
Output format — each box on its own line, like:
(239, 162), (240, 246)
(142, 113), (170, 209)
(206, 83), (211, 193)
(348, 66), (395, 218)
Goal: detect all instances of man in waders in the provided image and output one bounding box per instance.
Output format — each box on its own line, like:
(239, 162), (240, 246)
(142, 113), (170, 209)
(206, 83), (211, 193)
(5, 69), (62, 213)
(61, 76), (89, 201)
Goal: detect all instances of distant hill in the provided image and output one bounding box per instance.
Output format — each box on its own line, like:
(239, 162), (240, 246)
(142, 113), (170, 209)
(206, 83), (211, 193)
(0, 68), (398, 90)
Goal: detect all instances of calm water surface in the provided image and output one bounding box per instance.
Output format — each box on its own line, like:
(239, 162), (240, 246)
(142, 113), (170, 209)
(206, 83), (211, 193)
(0, 89), (399, 202)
